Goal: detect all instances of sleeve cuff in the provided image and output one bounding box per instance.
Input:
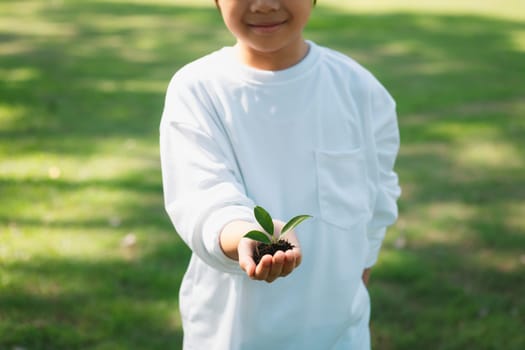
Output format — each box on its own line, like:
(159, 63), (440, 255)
(202, 205), (254, 274)
(365, 227), (386, 268)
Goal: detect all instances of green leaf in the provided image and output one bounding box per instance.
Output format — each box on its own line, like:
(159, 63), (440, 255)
(244, 230), (272, 245)
(254, 206), (274, 236)
(280, 215), (312, 237)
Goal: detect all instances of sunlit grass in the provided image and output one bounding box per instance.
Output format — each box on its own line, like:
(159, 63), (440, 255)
(457, 141), (523, 169)
(322, 0), (525, 20)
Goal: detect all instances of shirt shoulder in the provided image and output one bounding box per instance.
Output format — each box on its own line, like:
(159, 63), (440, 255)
(161, 48), (236, 131)
(169, 47), (232, 89)
(316, 44), (388, 94)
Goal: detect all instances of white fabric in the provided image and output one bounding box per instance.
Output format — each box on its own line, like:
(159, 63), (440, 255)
(159, 41), (401, 350)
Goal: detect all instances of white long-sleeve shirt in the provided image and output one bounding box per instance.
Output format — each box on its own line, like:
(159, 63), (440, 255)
(160, 41), (401, 350)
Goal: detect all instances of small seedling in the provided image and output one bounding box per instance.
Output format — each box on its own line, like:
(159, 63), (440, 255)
(244, 206), (312, 264)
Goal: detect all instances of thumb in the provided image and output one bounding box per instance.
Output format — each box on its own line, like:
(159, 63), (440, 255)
(238, 238), (257, 278)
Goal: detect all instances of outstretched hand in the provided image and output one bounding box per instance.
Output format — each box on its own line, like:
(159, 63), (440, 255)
(238, 224), (302, 283)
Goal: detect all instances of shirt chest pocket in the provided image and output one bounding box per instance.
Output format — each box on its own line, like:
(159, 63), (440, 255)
(315, 148), (369, 229)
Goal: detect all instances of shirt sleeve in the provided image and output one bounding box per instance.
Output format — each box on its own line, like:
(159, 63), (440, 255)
(365, 81), (402, 268)
(159, 74), (255, 274)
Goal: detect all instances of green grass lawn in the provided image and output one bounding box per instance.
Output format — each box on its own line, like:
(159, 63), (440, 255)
(1, 0), (524, 349)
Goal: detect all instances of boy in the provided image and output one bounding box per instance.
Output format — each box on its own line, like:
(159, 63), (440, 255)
(159, 0), (401, 349)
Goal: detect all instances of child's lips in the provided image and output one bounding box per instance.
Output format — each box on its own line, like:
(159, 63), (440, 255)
(248, 20), (286, 33)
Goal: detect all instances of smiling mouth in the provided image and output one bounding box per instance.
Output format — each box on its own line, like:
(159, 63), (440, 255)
(248, 20), (287, 33)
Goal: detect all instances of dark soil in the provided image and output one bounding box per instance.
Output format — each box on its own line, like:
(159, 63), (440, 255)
(253, 239), (295, 265)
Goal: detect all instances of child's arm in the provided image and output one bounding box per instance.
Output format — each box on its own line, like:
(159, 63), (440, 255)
(161, 74), (302, 279)
(160, 75), (256, 274)
(220, 220), (302, 283)
(365, 81), (402, 268)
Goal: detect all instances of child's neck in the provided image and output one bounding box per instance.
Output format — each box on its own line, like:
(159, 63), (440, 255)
(235, 40), (309, 71)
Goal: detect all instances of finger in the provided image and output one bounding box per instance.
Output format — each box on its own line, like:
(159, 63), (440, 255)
(285, 233), (302, 268)
(292, 247), (302, 268)
(239, 256), (256, 279)
(280, 249), (296, 276)
(238, 238), (257, 278)
(266, 251), (285, 283)
(254, 255), (272, 281)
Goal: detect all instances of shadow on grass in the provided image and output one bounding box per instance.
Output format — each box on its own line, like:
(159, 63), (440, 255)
(1, 1), (524, 349)
(0, 249), (187, 349)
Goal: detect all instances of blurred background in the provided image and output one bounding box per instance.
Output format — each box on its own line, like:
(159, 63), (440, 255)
(1, 0), (524, 349)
